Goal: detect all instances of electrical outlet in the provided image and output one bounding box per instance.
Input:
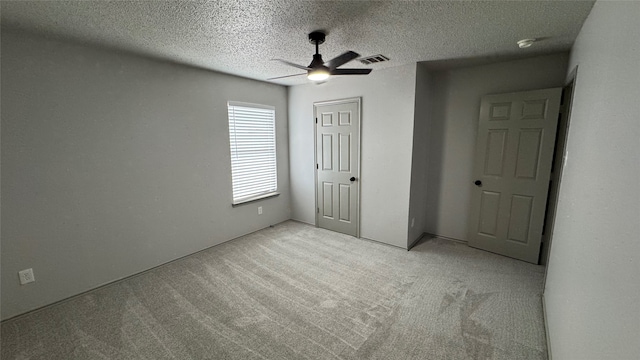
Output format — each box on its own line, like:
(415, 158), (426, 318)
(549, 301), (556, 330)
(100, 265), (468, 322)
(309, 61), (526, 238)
(18, 268), (35, 285)
(258, 206), (263, 215)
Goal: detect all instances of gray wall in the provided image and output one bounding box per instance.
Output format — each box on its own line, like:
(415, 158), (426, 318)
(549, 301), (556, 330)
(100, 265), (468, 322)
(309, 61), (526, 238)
(288, 64), (417, 248)
(544, 1), (640, 359)
(423, 53), (569, 241)
(407, 63), (431, 247)
(1, 32), (290, 320)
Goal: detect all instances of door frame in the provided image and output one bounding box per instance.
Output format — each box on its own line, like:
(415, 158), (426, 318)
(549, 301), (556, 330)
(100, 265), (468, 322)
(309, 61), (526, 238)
(539, 69), (578, 266)
(313, 97), (362, 238)
(542, 66), (579, 273)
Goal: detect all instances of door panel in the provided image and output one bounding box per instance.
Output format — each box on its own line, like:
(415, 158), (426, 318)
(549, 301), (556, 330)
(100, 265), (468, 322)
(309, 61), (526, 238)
(484, 129), (507, 176)
(515, 129), (543, 179)
(339, 184), (351, 222)
(339, 134), (351, 172)
(322, 182), (334, 218)
(321, 134), (333, 170)
(522, 99), (548, 119)
(489, 102), (512, 120)
(315, 99), (360, 237)
(322, 113), (333, 126)
(469, 88), (561, 263)
(339, 111), (351, 125)
(507, 195), (534, 243)
(479, 191), (501, 237)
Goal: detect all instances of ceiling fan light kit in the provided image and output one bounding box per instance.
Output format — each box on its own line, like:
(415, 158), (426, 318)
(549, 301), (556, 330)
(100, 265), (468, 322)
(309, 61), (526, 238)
(307, 67), (330, 81)
(269, 30), (372, 82)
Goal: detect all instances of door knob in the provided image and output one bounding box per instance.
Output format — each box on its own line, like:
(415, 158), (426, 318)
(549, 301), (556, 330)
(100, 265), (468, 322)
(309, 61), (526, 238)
(474, 180), (482, 186)
(350, 177), (357, 182)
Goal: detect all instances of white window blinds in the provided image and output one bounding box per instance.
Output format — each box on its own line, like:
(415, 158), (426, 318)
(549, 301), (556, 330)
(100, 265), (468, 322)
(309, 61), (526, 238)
(228, 102), (278, 204)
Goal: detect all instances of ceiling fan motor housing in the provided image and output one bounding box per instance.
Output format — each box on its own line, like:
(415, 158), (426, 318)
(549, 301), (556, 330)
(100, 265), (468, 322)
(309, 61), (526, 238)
(308, 54), (325, 68)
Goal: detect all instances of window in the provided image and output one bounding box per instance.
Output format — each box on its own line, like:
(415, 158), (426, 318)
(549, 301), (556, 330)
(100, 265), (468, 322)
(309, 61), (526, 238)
(227, 102), (278, 205)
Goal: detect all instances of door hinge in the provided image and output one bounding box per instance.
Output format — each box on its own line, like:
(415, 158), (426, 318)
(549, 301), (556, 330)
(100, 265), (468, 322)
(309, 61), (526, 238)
(317, 207), (320, 213)
(316, 164), (319, 169)
(315, 118), (318, 124)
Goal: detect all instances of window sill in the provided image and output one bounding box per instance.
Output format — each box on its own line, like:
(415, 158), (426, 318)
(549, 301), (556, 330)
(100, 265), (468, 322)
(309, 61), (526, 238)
(232, 192), (280, 207)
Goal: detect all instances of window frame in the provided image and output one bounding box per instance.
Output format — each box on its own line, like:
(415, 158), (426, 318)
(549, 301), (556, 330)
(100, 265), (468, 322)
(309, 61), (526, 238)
(227, 101), (279, 206)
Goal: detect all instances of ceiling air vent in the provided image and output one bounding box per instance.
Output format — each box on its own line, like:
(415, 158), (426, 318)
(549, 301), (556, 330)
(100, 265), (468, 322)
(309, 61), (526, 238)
(358, 54), (389, 65)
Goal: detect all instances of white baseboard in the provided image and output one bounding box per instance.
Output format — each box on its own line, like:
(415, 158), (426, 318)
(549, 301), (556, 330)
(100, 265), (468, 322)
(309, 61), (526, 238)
(424, 232), (468, 245)
(542, 294), (553, 360)
(408, 232), (427, 250)
(290, 218), (315, 226)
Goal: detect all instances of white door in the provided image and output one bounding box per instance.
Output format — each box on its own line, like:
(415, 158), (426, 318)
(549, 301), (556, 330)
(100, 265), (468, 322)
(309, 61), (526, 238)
(315, 98), (360, 237)
(468, 88), (562, 263)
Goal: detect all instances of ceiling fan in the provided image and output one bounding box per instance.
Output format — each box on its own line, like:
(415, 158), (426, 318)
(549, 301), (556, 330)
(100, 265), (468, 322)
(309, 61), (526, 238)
(269, 31), (372, 82)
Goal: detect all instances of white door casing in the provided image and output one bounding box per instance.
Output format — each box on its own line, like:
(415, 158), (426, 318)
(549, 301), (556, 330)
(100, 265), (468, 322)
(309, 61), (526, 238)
(468, 88), (562, 264)
(315, 98), (361, 237)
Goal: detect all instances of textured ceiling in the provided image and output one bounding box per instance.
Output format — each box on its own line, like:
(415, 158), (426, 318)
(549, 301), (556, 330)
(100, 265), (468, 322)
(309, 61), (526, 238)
(1, 1), (595, 86)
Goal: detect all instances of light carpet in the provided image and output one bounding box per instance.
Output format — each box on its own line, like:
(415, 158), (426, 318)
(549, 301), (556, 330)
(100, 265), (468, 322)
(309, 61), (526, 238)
(1, 221), (547, 359)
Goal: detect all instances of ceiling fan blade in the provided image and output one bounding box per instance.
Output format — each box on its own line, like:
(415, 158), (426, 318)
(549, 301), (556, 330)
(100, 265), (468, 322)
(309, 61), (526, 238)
(267, 73), (307, 80)
(330, 68), (372, 75)
(272, 59), (311, 70)
(325, 51), (360, 70)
